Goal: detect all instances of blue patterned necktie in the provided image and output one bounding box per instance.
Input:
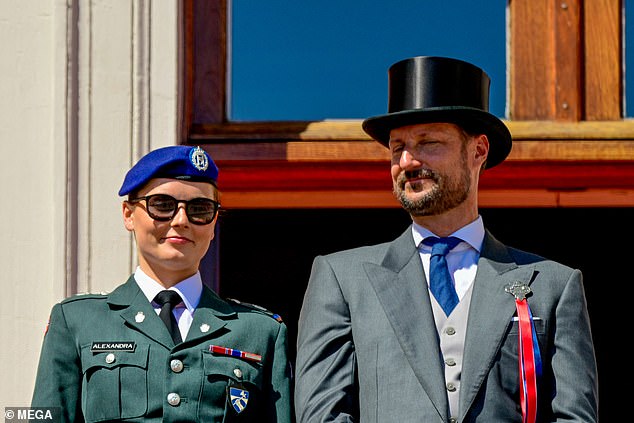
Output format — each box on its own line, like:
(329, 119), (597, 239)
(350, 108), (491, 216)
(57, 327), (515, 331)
(423, 236), (462, 316)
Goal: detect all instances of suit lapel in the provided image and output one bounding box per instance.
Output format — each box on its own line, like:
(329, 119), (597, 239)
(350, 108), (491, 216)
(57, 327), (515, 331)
(459, 231), (537, 419)
(365, 227), (449, 418)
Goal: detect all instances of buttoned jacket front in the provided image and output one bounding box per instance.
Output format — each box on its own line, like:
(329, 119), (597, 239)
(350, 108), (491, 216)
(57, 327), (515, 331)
(32, 276), (292, 423)
(294, 227), (598, 422)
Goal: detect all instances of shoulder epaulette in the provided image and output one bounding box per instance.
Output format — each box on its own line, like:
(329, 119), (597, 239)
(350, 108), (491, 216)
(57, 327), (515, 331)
(226, 298), (284, 323)
(61, 291), (109, 304)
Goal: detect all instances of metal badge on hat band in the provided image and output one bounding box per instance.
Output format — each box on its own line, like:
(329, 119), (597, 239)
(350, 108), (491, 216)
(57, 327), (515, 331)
(189, 146), (209, 171)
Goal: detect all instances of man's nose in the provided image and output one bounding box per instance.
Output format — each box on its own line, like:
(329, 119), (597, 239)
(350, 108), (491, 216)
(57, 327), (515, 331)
(399, 149), (418, 168)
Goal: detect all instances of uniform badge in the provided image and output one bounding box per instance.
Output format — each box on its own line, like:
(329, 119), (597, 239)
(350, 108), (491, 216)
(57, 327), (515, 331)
(135, 311), (145, 323)
(190, 146), (209, 171)
(505, 281), (532, 300)
(91, 342), (136, 352)
(209, 344), (262, 363)
(229, 387), (249, 413)
(200, 323), (210, 333)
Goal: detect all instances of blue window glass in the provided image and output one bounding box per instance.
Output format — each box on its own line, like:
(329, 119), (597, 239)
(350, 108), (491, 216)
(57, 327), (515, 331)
(230, 1), (506, 121)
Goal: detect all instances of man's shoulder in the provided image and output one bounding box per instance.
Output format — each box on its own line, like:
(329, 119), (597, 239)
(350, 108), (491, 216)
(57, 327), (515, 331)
(334, 237), (398, 254)
(322, 226), (412, 259)
(318, 238), (399, 264)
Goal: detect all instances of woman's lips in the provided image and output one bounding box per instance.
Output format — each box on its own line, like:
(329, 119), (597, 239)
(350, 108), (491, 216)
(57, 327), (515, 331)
(163, 236), (192, 245)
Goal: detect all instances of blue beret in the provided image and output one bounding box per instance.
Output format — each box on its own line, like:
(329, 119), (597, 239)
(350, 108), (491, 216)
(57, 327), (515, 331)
(118, 145), (219, 196)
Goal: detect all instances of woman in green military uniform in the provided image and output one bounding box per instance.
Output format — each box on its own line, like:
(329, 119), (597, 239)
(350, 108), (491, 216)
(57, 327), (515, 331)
(32, 145), (293, 422)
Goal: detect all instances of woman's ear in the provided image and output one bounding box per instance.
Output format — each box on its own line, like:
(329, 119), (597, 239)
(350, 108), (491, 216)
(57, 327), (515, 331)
(122, 201), (135, 232)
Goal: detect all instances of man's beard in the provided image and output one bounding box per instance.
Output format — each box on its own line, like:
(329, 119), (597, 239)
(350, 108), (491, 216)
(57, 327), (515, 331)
(393, 162), (471, 217)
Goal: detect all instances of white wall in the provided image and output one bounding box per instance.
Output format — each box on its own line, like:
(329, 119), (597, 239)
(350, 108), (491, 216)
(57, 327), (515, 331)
(0, 0), (182, 406)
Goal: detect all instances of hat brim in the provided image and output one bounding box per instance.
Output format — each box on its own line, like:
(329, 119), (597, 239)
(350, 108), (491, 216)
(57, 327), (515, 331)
(362, 107), (512, 169)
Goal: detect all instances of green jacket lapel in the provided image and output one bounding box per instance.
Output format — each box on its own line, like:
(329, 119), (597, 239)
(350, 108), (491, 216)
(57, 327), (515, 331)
(184, 286), (235, 344)
(107, 276), (175, 349)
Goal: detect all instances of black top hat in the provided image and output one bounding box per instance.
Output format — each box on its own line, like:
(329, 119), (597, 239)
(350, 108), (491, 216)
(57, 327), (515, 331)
(362, 56), (512, 168)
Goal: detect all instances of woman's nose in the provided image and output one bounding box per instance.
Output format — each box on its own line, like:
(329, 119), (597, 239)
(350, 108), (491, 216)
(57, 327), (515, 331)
(170, 204), (189, 226)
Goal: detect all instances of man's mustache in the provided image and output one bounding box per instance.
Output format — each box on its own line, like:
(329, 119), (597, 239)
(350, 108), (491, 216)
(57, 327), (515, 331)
(402, 169), (436, 181)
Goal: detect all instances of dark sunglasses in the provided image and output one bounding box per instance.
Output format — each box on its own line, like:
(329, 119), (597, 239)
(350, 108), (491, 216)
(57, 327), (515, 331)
(129, 194), (220, 225)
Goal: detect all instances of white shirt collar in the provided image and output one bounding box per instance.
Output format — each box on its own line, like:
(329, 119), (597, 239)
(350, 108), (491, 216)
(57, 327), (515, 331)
(412, 215), (485, 253)
(134, 267), (203, 313)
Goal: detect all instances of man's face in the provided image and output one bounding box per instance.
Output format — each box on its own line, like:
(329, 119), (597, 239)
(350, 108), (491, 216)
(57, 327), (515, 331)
(388, 122), (486, 217)
(122, 178), (218, 285)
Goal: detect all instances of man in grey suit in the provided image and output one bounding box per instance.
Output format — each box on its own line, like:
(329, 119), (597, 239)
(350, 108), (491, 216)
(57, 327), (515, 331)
(294, 56), (598, 422)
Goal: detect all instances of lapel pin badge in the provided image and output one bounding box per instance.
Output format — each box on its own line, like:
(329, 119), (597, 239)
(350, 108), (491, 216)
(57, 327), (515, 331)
(200, 323), (210, 333)
(135, 312), (145, 323)
(505, 281), (531, 301)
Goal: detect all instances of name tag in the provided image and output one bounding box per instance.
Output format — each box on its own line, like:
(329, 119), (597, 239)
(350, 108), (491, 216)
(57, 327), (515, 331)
(91, 341), (136, 352)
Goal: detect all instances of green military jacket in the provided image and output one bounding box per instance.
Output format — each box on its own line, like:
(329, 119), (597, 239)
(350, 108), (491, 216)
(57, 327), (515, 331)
(31, 276), (293, 422)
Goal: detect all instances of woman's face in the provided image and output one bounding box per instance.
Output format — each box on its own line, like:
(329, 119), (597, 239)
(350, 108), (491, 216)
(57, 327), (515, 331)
(122, 178), (218, 286)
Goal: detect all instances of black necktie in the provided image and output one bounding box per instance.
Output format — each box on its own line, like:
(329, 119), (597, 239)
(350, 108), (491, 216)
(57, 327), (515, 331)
(423, 236), (462, 316)
(154, 290), (183, 344)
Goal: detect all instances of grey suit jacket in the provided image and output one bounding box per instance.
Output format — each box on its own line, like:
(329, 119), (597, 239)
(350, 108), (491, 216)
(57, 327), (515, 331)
(294, 227), (598, 422)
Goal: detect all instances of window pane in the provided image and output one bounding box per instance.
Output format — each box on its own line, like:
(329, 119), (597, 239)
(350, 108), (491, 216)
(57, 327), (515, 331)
(230, 1), (506, 121)
(623, 0), (634, 118)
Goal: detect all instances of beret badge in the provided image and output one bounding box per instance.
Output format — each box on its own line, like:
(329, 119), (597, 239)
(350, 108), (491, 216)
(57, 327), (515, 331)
(190, 146), (209, 171)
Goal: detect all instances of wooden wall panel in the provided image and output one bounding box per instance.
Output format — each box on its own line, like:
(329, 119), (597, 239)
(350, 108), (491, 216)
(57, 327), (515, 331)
(509, 0), (555, 119)
(584, 0), (622, 120)
(553, 0), (582, 120)
(509, 0), (584, 120)
(184, 0), (227, 127)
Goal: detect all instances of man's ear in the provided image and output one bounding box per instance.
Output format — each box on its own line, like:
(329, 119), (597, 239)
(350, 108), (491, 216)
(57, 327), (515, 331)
(122, 201), (135, 232)
(474, 134), (490, 165)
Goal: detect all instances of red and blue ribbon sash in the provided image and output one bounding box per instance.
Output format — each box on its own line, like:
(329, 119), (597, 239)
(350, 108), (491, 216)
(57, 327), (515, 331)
(515, 297), (542, 423)
(209, 344), (262, 363)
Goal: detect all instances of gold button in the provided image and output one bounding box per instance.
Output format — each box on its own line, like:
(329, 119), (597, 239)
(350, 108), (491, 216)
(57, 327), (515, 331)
(446, 382), (456, 392)
(445, 327), (456, 335)
(445, 358), (456, 366)
(233, 368), (243, 378)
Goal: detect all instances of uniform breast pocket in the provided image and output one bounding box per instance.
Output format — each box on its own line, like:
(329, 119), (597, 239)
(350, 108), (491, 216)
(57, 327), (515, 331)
(80, 344), (149, 422)
(199, 351), (264, 421)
